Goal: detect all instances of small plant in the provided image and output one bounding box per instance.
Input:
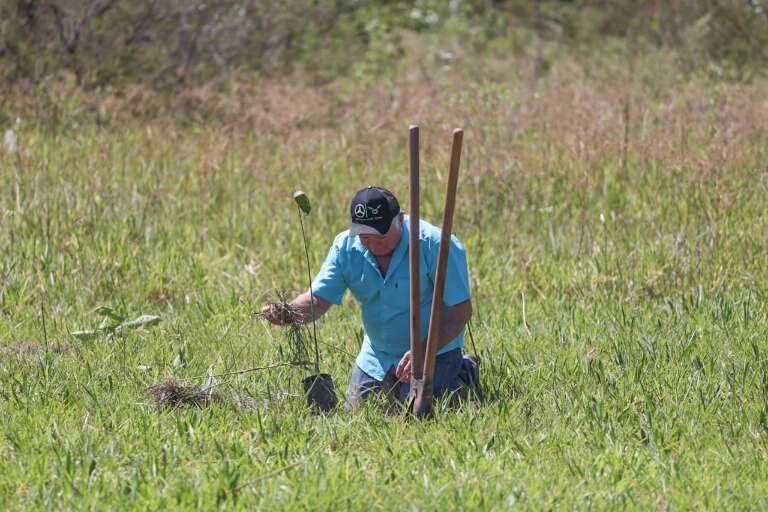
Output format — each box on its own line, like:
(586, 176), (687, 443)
(293, 190), (321, 375)
(71, 306), (161, 340)
(256, 290), (337, 412)
(255, 291), (312, 365)
(292, 190), (337, 411)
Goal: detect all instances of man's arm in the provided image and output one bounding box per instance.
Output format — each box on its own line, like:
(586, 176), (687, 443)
(434, 298), (472, 350)
(262, 236), (347, 326)
(261, 290), (332, 325)
(396, 298), (472, 381)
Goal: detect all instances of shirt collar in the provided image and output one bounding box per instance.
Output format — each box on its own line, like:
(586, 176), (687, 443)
(351, 215), (411, 281)
(386, 216), (409, 280)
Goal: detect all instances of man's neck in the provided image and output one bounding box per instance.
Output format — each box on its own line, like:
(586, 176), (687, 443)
(375, 251), (394, 276)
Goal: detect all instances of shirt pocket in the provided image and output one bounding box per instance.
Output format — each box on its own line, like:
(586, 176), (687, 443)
(389, 274), (431, 306)
(349, 270), (380, 305)
(379, 278), (406, 309)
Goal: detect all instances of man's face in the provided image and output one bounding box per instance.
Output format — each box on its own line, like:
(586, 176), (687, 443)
(359, 213), (403, 257)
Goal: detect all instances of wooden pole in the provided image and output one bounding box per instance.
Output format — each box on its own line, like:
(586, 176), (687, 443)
(409, 125), (424, 380)
(422, 128), (463, 382)
(407, 128), (463, 418)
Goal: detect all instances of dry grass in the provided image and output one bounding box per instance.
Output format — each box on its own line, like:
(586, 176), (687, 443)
(145, 377), (218, 409)
(145, 378), (262, 411)
(0, 340), (70, 360)
(9, 48), (766, 205)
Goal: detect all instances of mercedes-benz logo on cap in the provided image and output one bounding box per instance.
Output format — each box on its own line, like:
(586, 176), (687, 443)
(354, 203), (366, 218)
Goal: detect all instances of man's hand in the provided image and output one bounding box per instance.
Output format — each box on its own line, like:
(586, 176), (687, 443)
(396, 350), (413, 383)
(259, 303), (293, 325)
(394, 300), (473, 384)
(259, 291), (333, 326)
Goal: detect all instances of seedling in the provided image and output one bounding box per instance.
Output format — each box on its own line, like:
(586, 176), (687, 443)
(71, 306), (161, 340)
(293, 190), (320, 374)
(293, 190), (337, 411)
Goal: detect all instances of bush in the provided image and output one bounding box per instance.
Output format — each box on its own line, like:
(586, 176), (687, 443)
(1, 0), (766, 91)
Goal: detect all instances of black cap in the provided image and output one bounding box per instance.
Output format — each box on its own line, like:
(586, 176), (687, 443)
(349, 186), (401, 236)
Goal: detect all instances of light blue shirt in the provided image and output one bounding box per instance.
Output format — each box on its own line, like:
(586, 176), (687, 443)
(311, 216), (471, 380)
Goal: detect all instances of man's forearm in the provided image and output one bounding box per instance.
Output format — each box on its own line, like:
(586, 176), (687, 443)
(291, 290), (332, 323)
(432, 299), (472, 350)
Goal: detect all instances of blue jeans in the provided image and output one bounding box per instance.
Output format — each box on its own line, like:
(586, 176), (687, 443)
(345, 348), (479, 410)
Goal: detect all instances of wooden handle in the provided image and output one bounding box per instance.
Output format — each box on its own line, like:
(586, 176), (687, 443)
(409, 125), (424, 380)
(422, 128), (463, 381)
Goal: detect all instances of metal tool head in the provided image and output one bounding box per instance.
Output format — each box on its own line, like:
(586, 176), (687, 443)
(405, 378), (434, 418)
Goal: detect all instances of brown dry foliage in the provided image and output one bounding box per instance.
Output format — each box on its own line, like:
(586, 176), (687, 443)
(0, 340), (70, 359)
(4, 40), (768, 218)
(145, 377), (218, 409)
(145, 378), (261, 411)
(9, 47), (767, 177)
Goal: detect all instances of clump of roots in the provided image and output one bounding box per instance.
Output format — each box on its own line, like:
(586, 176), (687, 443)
(254, 294), (302, 325)
(254, 290), (311, 364)
(146, 377), (218, 409)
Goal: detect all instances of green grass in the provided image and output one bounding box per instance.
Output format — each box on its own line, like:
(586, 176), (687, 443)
(1, 61), (768, 509)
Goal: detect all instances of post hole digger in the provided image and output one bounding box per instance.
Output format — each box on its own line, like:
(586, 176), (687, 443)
(404, 126), (465, 418)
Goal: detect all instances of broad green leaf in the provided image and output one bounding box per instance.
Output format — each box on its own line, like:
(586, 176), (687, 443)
(114, 314), (162, 333)
(293, 190), (311, 215)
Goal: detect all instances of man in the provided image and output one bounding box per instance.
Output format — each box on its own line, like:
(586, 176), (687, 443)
(262, 186), (478, 408)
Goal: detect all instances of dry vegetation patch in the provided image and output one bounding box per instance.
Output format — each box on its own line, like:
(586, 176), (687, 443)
(145, 377), (262, 411)
(146, 377), (218, 409)
(0, 340), (70, 360)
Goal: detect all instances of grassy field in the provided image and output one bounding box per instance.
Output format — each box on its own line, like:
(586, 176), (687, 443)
(2, 48), (768, 509)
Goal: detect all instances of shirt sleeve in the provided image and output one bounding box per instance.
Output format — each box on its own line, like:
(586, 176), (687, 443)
(311, 243), (347, 305)
(442, 235), (472, 306)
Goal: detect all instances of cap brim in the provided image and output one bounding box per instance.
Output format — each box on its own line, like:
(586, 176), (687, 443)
(349, 223), (384, 236)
